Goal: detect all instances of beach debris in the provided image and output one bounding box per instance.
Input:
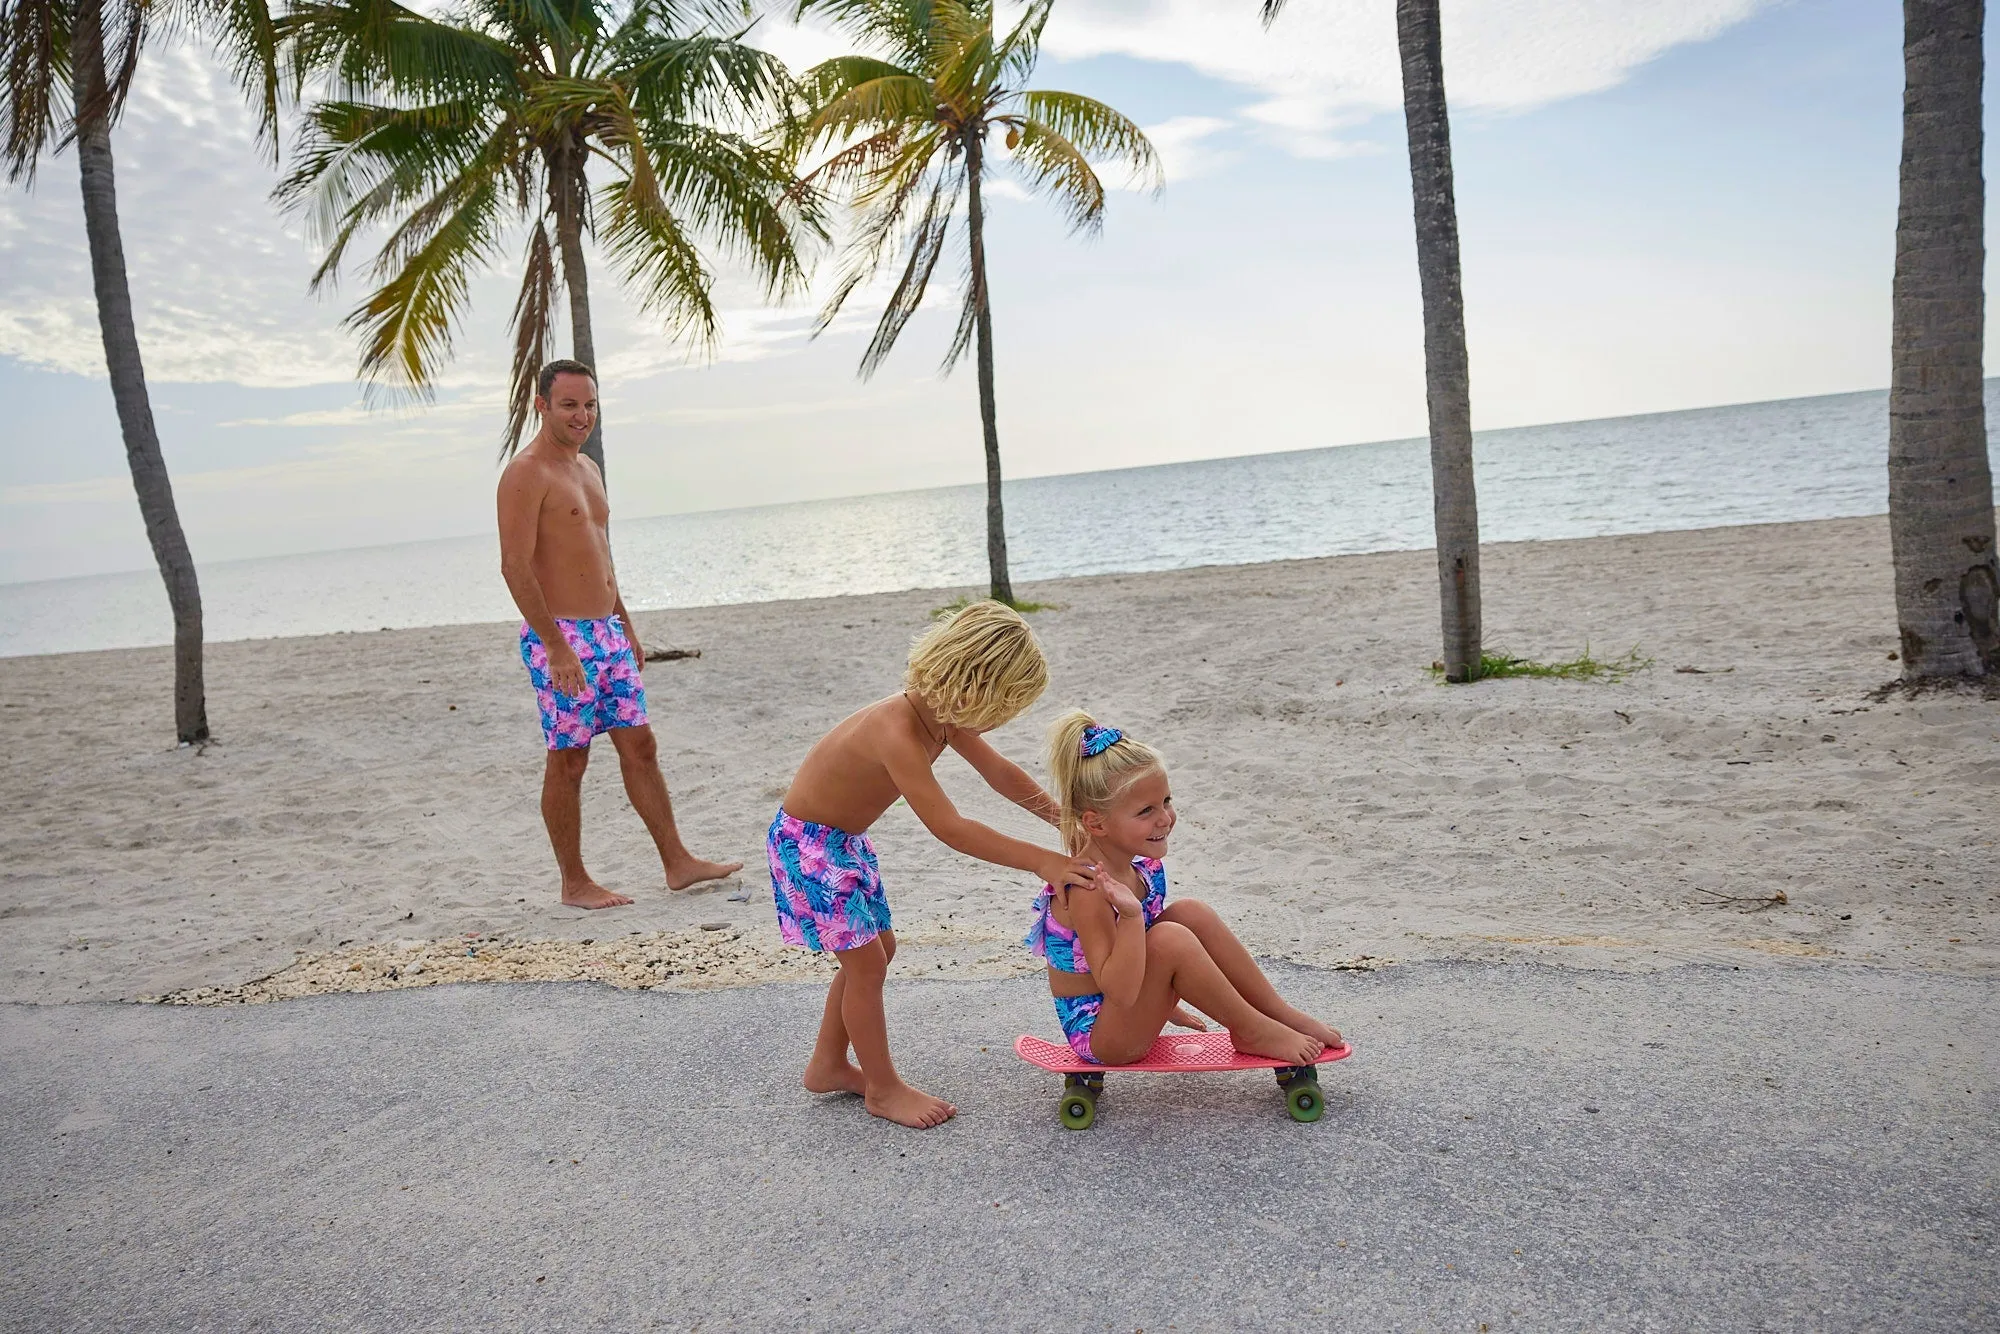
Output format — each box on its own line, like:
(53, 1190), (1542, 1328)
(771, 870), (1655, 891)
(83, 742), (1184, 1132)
(726, 890), (751, 902)
(643, 647), (702, 662)
(1673, 665), (1734, 674)
(1692, 887), (1787, 911)
(699, 921), (730, 931)
(143, 928), (830, 1006)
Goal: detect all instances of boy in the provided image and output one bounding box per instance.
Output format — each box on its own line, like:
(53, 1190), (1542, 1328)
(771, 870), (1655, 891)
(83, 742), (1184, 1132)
(769, 601), (1096, 1128)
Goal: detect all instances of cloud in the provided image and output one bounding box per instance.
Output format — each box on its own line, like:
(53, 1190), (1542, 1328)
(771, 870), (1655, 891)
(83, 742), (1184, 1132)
(1041, 0), (1772, 155)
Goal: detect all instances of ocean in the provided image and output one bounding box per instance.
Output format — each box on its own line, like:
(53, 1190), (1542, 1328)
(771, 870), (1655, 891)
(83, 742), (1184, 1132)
(5, 383), (1994, 658)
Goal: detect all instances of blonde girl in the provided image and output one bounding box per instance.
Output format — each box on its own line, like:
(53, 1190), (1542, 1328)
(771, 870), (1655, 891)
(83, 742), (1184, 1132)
(1024, 711), (1344, 1065)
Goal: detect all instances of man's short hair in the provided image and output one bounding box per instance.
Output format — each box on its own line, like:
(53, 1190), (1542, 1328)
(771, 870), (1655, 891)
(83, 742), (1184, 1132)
(538, 358), (597, 400)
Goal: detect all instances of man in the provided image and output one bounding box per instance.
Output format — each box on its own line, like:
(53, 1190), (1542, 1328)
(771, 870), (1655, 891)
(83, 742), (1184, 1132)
(498, 359), (741, 907)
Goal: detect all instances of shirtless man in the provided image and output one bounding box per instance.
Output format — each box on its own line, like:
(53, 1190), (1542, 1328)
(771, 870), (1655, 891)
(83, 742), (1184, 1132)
(498, 359), (741, 908)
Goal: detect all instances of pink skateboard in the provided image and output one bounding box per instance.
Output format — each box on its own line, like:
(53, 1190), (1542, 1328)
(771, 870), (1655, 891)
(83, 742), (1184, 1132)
(1015, 1030), (1352, 1128)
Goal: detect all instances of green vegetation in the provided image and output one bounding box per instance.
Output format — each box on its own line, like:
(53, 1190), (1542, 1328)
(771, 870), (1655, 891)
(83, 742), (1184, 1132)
(1431, 646), (1653, 684)
(931, 595), (1062, 619)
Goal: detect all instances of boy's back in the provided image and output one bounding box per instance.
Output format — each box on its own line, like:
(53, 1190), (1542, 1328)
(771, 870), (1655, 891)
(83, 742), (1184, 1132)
(781, 694), (942, 835)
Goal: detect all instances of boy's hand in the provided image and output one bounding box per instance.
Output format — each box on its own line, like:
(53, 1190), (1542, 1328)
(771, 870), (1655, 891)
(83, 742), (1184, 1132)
(1039, 853), (1101, 893)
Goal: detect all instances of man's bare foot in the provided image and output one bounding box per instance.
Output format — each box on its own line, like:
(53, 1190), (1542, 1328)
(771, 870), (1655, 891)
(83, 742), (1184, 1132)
(1228, 1015), (1325, 1065)
(864, 1081), (957, 1129)
(802, 1058), (867, 1097)
(666, 856), (744, 892)
(561, 879), (635, 909)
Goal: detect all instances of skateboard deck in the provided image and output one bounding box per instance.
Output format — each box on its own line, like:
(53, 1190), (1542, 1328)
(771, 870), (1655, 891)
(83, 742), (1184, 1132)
(1015, 1030), (1351, 1128)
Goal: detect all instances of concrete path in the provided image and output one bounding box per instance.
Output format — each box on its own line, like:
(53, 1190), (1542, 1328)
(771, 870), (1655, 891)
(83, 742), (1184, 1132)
(2, 963), (1993, 1332)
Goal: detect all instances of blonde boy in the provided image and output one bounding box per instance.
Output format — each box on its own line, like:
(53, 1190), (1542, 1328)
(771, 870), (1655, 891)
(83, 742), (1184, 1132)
(768, 601), (1096, 1128)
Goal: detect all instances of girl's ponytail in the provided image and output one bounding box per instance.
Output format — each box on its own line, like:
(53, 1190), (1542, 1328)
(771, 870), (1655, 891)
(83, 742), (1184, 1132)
(1045, 709), (1164, 854)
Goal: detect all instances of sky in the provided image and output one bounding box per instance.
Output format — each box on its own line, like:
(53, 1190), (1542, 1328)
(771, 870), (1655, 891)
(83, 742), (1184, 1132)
(0, 0), (1964, 583)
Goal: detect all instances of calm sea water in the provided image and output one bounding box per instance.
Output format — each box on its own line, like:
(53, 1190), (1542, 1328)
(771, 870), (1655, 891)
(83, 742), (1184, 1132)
(6, 384), (1995, 658)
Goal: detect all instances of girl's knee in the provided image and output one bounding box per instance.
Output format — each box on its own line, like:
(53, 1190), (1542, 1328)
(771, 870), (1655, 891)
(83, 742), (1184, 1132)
(1147, 920), (1200, 958)
(1159, 898), (1220, 929)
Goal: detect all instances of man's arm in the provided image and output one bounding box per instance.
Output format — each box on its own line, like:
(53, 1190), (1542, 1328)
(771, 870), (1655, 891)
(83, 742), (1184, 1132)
(949, 729), (1059, 825)
(883, 732), (1091, 886)
(497, 461), (586, 696)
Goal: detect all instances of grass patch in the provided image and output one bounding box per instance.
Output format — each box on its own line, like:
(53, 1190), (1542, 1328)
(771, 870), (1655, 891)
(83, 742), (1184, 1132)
(1430, 645), (1653, 684)
(930, 594), (1064, 619)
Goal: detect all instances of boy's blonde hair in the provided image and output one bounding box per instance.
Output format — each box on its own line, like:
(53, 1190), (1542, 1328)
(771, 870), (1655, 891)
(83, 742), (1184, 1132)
(904, 600), (1048, 731)
(1046, 710), (1165, 854)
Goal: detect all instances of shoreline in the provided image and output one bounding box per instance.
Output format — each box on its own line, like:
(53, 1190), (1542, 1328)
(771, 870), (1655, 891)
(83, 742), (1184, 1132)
(2, 511), (1993, 1005)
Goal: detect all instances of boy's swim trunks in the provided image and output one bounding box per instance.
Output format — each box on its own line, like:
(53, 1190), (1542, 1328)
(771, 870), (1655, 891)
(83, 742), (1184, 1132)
(767, 809), (892, 953)
(519, 615), (649, 750)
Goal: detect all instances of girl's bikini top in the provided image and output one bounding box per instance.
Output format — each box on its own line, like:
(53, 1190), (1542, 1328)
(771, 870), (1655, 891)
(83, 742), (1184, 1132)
(1024, 857), (1168, 975)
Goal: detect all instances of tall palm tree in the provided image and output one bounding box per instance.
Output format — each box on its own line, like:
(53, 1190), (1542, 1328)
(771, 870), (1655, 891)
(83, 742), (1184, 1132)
(1265, 0), (1481, 681)
(794, 0), (1157, 604)
(278, 0), (810, 474)
(1888, 0), (1998, 678)
(2, 0), (278, 743)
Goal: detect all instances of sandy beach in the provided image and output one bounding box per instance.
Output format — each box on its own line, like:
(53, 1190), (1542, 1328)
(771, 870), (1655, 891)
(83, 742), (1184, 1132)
(1, 511), (1994, 1005)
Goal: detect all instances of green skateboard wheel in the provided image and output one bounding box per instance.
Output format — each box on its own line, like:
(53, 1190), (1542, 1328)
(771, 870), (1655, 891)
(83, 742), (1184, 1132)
(1286, 1079), (1323, 1123)
(1059, 1086), (1098, 1130)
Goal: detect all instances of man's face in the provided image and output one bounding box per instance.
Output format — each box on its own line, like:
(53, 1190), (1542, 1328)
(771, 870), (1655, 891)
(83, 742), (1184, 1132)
(536, 373), (598, 449)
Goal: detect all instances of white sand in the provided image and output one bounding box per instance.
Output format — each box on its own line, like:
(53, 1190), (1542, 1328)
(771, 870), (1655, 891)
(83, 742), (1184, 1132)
(2, 512), (1993, 1005)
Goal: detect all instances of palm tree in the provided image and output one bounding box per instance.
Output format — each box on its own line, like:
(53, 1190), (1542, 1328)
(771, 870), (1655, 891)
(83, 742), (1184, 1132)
(1265, 0), (1481, 681)
(2, 0), (277, 743)
(1888, 0), (1998, 678)
(278, 0), (810, 474)
(793, 0), (1158, 604)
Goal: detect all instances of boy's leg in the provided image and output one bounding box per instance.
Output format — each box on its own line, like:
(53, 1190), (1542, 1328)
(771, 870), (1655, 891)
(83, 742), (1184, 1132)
(832, 934), (956, 1129)
(543, 747), (632, 909)
(803, 930), (899, 1096)
(1088, 922), (1321, 1066)
(607, 724), (743, 890)
(1156, 900), (1343, 1047)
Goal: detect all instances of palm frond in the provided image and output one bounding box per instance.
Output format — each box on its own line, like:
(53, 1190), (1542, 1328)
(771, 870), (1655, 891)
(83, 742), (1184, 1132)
(0, 0), (68, 182)
(1018, 88), (1158, 197)
(503, 219), (557, 455)
(857, 175), (950, 376)
(1008, 117), (1103, 232)
(346, 140), (510, 392)
(280, 0), (516, 102)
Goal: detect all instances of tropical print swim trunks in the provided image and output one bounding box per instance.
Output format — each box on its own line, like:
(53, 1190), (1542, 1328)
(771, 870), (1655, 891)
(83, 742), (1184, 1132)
(767, 809), (892, 953)
(519, 615), (649, 750)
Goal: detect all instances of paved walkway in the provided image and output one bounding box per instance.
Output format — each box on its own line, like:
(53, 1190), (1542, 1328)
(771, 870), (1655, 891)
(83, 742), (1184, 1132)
(3, 963), (1993, 1331)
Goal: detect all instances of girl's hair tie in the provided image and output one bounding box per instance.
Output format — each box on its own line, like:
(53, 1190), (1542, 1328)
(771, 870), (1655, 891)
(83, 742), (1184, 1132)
(1079, 724), (1123, 758)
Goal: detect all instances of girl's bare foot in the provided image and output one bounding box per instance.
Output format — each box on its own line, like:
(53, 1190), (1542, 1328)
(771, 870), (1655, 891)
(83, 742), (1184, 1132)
(666, 856), (744, 891)
(1272, 1006), (1343, 1049)
(864, 1081), (957, 1129)
(1228, 1015), (1325, 1065)
(1168, 1003), (1210, 1031)
(802, 1058), (867, 1097)
(561, 878), (635, 909)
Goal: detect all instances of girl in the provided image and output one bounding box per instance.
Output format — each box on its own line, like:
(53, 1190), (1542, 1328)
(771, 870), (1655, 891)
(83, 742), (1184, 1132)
(1026, 711), (1344, 1066)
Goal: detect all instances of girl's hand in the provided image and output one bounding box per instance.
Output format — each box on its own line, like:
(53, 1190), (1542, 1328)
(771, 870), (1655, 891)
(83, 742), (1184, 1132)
(1102, 873), (1144, 920)
(1168, 1004), (1209, 1031)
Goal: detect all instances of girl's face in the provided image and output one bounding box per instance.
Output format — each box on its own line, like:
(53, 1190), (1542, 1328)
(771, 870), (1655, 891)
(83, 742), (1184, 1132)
(1081, 765), (1176, 859)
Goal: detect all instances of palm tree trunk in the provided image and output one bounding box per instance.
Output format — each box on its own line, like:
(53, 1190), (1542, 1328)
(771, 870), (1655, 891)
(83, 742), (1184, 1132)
(1397, 0), (1482, 682)
(1889, 0), (1999, 678)
(74, 6), (208, 743)
(553, 144), (606, 480)
(963, 128), (1013, 605)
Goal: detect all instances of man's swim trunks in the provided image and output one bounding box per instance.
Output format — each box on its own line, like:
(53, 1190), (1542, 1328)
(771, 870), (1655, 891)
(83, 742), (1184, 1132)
(767, 809), (892, 952)
(519, 615), (649, 750)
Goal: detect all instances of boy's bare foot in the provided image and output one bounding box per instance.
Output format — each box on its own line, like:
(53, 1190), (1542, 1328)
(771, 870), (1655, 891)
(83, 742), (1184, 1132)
(561, 879), (635, 909)
(802, 1057), (867, 1097)
(1228, 1016), (1325, 1066)
(864, 1081), (958, 1129)
(666, 856), (744, 892)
